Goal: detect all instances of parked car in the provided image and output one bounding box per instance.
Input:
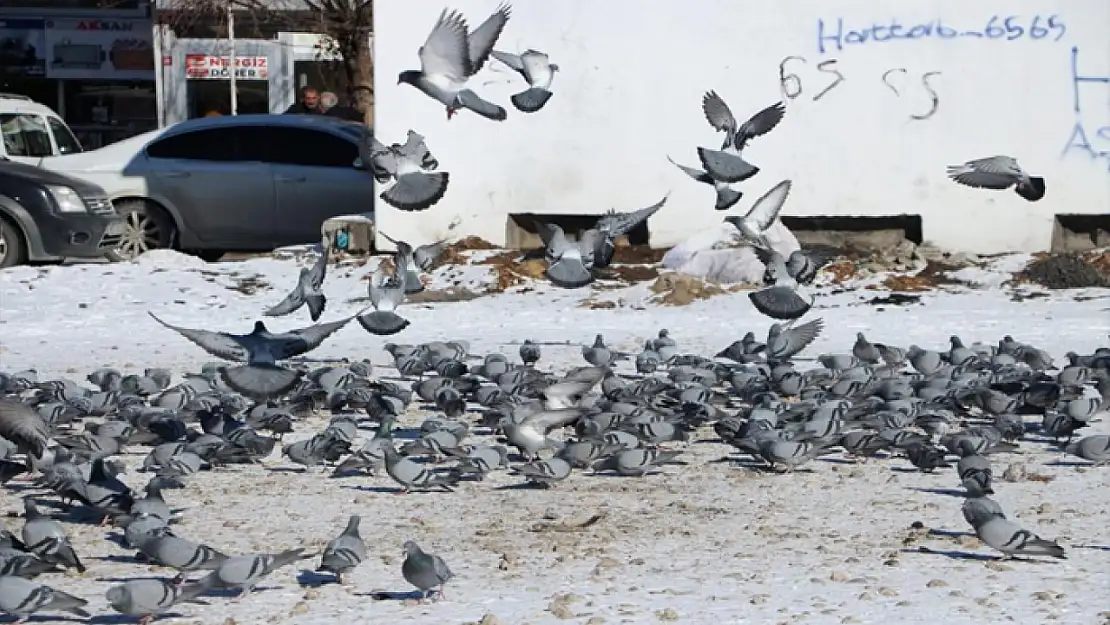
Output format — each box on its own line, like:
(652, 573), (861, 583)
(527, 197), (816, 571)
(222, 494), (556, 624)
(0, 93), (85, 165)
(0, 158), (125, 269)
(37, 114), (376, 261)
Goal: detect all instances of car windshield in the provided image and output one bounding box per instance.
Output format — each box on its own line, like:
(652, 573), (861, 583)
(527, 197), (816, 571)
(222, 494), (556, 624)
(47, 116), (83, 155)
(0, 113), (54, 158)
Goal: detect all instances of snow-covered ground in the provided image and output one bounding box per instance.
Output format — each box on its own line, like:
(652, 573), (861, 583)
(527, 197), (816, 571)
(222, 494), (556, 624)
(0, 250), (1108, 625)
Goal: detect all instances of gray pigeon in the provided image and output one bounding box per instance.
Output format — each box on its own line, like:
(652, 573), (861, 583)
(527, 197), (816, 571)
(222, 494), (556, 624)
(957, 454), (994, 496)
(364, 133), (450, 211)
(20, 499), (84, 573)
(491, 48), (559, 112)
(412, 236), (452, 272)
(196, 548), (307, 599)
(696, 94), (785, 183)
(749, 245), (813, 321)
(356, 255), (411, 336)
(590, 195), (669, 268)
(581, 335), (614, 367)
(766, 318), (824, 361)
(667, 155), (743, 211)
(382, 445), (461, 493)
(519, 339), (541, 366)
(264, 241), (329, 321)
(591, 448), (682, 476)
(510, 456), (572, 487)
(970, 515), (1066, 559)
(398, 5), (511, 121)
(0, 400), (50, 457)
(0, 575), (89, 621)
(946, 155), (1045, 202)
(1065, 435), (1110, 466)
(401, 541), (454, 601)
(138, 534), (228, 584)
(378, 232), (435, 294)
(148, 313), (351, 398)
(536, 221), (593, 289)
(317, 515), (367, 584)
(105, 578), (208, 623)
(723, 179), (792, 250)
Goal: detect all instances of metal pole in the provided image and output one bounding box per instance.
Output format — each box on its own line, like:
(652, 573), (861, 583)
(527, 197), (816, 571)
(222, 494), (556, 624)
(228, 2), (237, 115)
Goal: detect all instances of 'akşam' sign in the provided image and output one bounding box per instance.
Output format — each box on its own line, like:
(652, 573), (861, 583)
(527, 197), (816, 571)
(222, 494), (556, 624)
(184, 54), (268, 80)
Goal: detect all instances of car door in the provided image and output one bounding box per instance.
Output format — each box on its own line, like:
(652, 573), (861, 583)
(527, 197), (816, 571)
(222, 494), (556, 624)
(142, 126), (277, 246)
(260, 125), (375, 246)
(0, 113), (54, 166)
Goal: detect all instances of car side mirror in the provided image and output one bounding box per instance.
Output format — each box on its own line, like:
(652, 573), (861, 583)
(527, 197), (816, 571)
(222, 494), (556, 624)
(353, 157), (365, 170)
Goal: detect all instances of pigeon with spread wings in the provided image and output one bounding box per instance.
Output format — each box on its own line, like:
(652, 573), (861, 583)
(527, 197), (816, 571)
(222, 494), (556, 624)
(356, 255), (412, 336)
(946, 155), (1045, 202)
(398, 4), (512, 121)
(667, 155), (743, 211)
(591, 194), (669, 268)
(264, 239), (330, 321)
(148, 313), (351, 398)
(749, 246), (813, 321)
(491, 48), (559, 113)
(695, 93), (786, 183)
(367, 131), (449, 212)
(724, 179), (792, 250)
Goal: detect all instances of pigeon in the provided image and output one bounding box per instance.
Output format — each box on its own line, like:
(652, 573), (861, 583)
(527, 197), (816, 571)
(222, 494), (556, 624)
(502, 407), (588, 461)
(401, 541), (454, 601)
(969, 515), (1066, 560)
(905, 443), (951, 472)
(382, 444), (461, 493)
(957, 454), (994, 495)
(749, 245), (814, 321)
(264, 241), (329, 321)
(196, 548), (307, 599)
(0, 400), (51, 458)
(535, 221), (593, 289)
(398, 4), (512, 121)
(20, 499), (85, 573)
(667, 156), (743, 211)
(364, 134), (450, 211)
(1065, 435), (1110, 466)
(356, 255), (412, 336)
(590, 195), (669, 268)
(137, 534), (228, 584)
(154, 316), (349, 399)
(591, 448), (683, 476)
(0, 575), (90, 622)
(724, 179), (792, 250)
(766, 318), (824, 361)
(946, 155), (1045, 202)
(105, 578), (208, 624)
(491, 48), (559, 112)
(317, 515), (367, 584)
(510, 456), (572, 487)
(377, 233), (425, 294)
(696, 94), (786, 183)
(519, 339), (541, 366)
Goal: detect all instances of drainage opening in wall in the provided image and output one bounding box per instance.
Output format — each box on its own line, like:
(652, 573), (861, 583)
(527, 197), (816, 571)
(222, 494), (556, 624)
(505, 214), (651, 250)
(1051, 214), (1110, 253)
(780, 215), (923, 251)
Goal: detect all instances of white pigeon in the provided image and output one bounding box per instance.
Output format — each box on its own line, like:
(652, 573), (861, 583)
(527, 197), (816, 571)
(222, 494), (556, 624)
(397, 4), (512, 121)
(491, 48), (559, 112)
(723, 179), (792, 250)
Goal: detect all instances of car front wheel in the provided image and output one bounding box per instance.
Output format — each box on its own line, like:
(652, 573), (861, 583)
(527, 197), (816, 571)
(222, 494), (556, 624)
(0, 217), (27, 269)
(107, 199), (175, 262)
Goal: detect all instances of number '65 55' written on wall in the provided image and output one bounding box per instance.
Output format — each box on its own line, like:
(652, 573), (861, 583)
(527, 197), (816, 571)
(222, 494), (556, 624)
(816, 15), (1066, 54)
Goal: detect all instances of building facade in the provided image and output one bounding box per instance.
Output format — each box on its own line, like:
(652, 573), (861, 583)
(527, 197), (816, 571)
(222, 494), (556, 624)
(373, 0), (1110, 254)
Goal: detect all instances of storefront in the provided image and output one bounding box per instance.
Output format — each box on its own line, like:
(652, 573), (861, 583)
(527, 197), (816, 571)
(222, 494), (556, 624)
(0, 13), (157, 148)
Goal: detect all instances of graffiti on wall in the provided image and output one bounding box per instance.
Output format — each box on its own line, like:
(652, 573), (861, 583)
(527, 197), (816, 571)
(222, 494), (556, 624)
(1062, 46), (1110, 171)
(778, 56), (941, 121)
(815, 15), (1067, 54)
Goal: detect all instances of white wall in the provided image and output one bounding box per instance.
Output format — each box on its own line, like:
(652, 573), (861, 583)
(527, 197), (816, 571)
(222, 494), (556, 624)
(373, 0), (1110, 253)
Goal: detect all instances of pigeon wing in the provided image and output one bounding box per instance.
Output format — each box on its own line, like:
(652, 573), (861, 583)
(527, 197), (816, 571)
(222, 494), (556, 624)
(782, 318), (824, 353)
(380, 172), (450, 212)
(533, 221), (561, 251)
(744, 179), (792, 231)
(263, 276), (307, 318)
(491, 49), (525, 73)
(604, 194), (669, 238)
(701, 90), (738, 136)
(748, 286), (812, 320)
(521, 408), (587, 434)
(306, 245), (329, 291)
(399, 130), (436, 170)
(414, 238), (451, 271)
(466, 3), (512, 76)
(946, 156), (1022, 189)
(274, 317), (353, 359)
(0, 400), (51, 457)
(666, 156), (712, 183)
(419, 9), (471, 80)
(148, 313), (249, 362)
(735, 101), (786, 148)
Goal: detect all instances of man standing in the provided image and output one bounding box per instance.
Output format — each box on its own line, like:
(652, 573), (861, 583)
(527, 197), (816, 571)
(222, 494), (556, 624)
(284, 86), (322, 114)
(321, 90), (364, 122)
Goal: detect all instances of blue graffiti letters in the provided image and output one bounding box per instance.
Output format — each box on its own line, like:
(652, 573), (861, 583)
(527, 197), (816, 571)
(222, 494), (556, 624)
(1070, 46), (1109, 113)
(1062, 123), (1110, 171)
(817, 15), (1066, 54)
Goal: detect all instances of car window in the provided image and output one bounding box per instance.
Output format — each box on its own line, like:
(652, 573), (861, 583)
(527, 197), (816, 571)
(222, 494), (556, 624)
(261, 126), (360, 168)
(146, 127), (257, 162)
(47, 117), (83, 155)
(0, 113), (54, 158)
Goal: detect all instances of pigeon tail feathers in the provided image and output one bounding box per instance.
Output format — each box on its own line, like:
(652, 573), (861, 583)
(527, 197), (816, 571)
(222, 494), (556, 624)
(357, 311), (411, 336)
(220, 365), (302, 400)
(510, 87), (553, 113)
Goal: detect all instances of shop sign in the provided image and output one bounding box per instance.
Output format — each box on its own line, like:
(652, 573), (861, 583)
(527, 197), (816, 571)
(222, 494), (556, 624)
(0, 19), (47, 77)
(185, 55), (269, 80)
(44, 18), (154, 81)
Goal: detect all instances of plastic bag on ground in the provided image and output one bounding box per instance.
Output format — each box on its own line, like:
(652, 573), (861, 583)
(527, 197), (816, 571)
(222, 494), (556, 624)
(661, 221), (800, 284)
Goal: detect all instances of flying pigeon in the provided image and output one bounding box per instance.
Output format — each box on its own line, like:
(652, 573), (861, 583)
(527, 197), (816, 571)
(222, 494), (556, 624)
(749, 245), (814, 321)
(667, 156), (743, 211)
(356, 256), (411, 336)
(0, 575), (89, 622)
(591, 194), (669, 268)
(724, 179), (792, 250)
(491, 48), (559, 112)
(946, 155), (1045, 202)
(535, 221), (594, 289)
(398, 4), (512, 121)
(377, 233), (426, 294)
(317, 515), (367, 584)
(264, 240), (329, 321)
(148, 313), (352, 398)
(401, 541), (454, 601)
(766, 318), (824, 361)
(696, 93), (786, 183)
(364, 134), (449, 212)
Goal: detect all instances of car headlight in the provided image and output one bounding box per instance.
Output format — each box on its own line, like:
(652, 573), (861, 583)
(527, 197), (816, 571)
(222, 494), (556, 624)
(45, 185), (88, 213)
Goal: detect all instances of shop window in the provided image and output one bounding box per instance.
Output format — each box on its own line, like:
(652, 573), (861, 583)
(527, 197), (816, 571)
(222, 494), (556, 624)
(186, 80), (268, 118)
(261, 126), (358, 168)
(0, 113), (52, 158)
